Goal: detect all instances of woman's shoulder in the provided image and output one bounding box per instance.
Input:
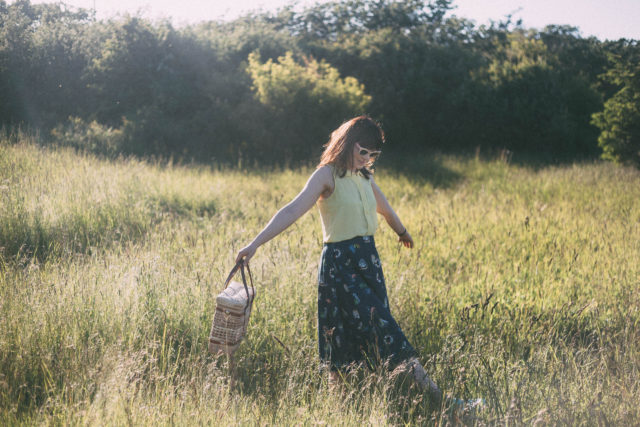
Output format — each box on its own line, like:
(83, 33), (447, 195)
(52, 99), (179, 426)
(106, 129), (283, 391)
(315, 164), (335, 177)
(312, 164), (336, 184)
(314, 165), (336, 197)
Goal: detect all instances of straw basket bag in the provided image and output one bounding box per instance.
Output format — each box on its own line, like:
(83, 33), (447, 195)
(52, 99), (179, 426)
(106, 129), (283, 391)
(208, 262), (256, 355)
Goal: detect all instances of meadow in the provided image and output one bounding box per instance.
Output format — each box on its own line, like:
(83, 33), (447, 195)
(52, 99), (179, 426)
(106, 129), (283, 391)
(1, 134), (639, 425)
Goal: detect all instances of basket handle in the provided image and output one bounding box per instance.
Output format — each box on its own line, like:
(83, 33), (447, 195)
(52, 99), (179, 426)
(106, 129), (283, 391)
(222, 261), (255, 309)
(238, 261), (255, 303)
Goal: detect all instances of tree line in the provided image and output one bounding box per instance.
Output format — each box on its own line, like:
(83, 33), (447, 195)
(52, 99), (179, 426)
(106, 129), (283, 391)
(1, 0), (638, 165)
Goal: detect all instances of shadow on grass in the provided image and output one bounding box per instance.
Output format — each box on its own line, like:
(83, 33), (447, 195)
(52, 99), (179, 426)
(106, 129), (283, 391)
(381, 146), (605, 187)
(0, 212), (149, 265)
(378, 151), (464, 189)
(0, 195), (217, 264)
(26, 129), (467, 190)
(474, 146), (602, 171)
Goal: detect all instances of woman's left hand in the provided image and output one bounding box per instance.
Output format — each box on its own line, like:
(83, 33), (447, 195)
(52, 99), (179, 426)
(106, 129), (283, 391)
(399, 231), (414, 248)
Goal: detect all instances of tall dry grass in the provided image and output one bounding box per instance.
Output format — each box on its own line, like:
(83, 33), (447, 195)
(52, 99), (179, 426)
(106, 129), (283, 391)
(1, 136), (639, 425)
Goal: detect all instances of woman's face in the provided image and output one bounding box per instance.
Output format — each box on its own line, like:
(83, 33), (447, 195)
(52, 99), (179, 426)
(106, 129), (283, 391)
(352, 142), (381, 170)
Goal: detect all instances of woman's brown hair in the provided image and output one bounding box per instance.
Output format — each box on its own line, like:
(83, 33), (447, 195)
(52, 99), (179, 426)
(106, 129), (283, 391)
(317, 116), (385, 179)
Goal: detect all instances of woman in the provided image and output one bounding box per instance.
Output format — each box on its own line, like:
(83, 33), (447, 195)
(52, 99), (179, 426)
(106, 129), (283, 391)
(235, 116), (442, 401)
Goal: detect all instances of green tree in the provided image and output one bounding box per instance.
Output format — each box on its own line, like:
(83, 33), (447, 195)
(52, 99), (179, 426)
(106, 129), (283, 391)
(84, 16), (169, 126)
(592, 41), (640, 165)
(470, 28), (603, 158)
(246, 50), (371, 163)
(268, 0), (479, 151)
(273, 0), (452, 40)
(0, 0), (93, 127)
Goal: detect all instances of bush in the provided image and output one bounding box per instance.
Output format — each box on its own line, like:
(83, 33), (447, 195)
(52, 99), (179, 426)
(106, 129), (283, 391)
(470, 31), (602, 159)
(246, 51), (371, 163)
(592, 86), (640, 165)
(50, 117), (125, 156)
(591, 46), (640, 166)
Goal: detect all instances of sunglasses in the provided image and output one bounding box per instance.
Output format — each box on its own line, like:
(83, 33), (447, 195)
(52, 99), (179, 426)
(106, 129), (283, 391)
(355, 143), (382, 159)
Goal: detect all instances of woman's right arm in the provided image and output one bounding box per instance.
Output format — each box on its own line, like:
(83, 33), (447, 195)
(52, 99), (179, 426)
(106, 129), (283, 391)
(235, 166), (333, 264)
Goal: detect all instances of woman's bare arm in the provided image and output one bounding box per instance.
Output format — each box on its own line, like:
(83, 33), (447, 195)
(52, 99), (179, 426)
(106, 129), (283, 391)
(371, 176), (414, 248)
(235, 166), (334, 263)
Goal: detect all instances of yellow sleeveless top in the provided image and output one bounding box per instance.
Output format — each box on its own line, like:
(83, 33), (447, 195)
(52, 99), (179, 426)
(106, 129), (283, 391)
(317, 165), (378, 243)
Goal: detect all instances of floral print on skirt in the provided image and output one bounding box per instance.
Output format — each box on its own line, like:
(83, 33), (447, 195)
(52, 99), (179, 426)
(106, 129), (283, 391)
(318, 235), (417, 371)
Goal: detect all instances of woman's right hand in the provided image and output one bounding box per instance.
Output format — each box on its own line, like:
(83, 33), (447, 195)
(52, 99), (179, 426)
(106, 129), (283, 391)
(235, 242), (257, 265)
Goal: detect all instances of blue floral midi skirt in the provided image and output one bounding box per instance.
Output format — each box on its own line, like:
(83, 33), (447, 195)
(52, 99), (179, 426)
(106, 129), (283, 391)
(318, 235), (417, 371)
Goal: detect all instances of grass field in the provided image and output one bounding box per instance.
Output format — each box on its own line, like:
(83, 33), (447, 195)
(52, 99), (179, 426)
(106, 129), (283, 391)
(1, 134), (639, 425)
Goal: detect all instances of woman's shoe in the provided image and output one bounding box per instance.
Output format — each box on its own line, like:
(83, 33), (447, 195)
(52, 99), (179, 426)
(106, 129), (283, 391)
(447, 397), (486, 413)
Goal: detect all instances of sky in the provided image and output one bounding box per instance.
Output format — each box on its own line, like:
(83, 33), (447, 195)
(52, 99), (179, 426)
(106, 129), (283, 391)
(24, 0), (640, 41)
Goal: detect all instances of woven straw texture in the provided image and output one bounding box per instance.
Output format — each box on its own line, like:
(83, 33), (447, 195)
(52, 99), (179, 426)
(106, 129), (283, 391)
(209, 280), (255, 354)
